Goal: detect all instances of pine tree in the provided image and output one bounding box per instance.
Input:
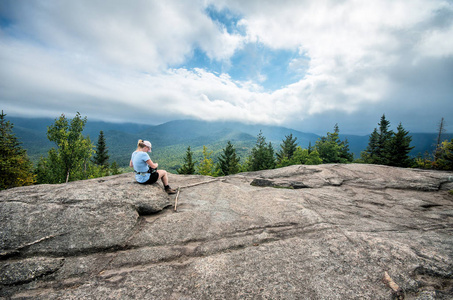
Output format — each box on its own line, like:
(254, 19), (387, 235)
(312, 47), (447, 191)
(93, 130), (109, 167)
(217, 141), (240, 176)
(315, 124), (353, 163)
(361, 128), (379, 163)
(306, 150), (323, 165)
(248, 131), (275, 171)
(362, 115), (394, 165)
(177, 146), (196, 174)
(315, 134), (338, 163)
(307, 141), (313, 154)
(266, 142), (276, 169)
(276, 134), (298, 166)
(388, 123), (414, 167)
(0, 111), (35, 190)
(376, 114), (393, 165)
(291, 147), (322, 165)
(339, 137), (354, 162)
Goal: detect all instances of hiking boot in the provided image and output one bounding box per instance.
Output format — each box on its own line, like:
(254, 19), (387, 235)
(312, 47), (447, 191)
(165, 186), (177, 194)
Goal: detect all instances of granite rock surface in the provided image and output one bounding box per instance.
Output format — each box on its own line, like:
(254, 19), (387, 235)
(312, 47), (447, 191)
(1, 164), (453, 299)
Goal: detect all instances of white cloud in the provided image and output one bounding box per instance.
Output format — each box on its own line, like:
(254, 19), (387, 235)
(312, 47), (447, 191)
(228, 0), (453, 127)
(1, 0), (452, 134)
(417, 26), (453, 58)
(4, 0), (244, 72)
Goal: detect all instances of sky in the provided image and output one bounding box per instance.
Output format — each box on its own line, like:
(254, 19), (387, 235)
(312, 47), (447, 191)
(0, 0), (452, 135)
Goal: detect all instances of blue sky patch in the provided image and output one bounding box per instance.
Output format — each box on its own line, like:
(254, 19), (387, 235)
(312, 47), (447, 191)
(205, 5), (245, 35)
(175, 6), (308, 90)
(230, 44), (307, 90)
(176, 44), (307, 91)
(177, 47), (225, 74)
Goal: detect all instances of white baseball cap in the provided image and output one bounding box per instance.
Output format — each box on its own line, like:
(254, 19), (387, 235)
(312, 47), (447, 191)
(143, 140), (152, 152)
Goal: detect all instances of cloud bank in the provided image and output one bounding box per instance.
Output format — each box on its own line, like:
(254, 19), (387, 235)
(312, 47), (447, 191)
(1, 0), (452, 134)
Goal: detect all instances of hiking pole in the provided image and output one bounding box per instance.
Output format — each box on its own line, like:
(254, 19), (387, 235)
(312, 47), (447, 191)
(174, 187), (180, 212)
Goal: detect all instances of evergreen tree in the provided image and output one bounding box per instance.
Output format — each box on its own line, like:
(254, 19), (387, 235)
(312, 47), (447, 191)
(388, 123), (414, 167)
(291, 146), (322, 165)
(315, 124), (353, 163)
(306, 150), (323, 165)
(315, 134), (338, 163)
(376, 114), (393, 164)
(361, 128), (379, 163)
(276, 134), (298, 166)
(197, 145), (215, 176)
(93, 130), (109, 167)
(0, 111), (35, 190)
(267, 142), (275, 167)
(248, 131), (275, 171)
(339, 137), (354, 162)
(177, 146), (196, 174)
(37, 112), (94, 183)
(217, 141), (240, 176)
(362, 115), (394, 165)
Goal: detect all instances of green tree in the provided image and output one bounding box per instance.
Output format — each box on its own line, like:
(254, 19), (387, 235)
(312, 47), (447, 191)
(315, 124), (353, 163)
(339, 138), (354, 162)
(291, 147), (323, 165)
(433, 139), (453, 170)
(413, 119), (449, 170)
(197, 145), (216, 176)
(361, 128), (379, 163)
(308, 141), (313, 154)
(247, 131), (275, 171)
(414, 151), (432, 169)
(276, 155), (291, 168)
(110, 161), (121, 175)
(361, 115), (394, 165)
(376, 115), (393, 165)
(37, 112), (94, 183)
(276, 134), (298, 166)
(93, 130), (109, 167)
(0, 111), (35, 190)
(36, 148), (63, 184)
(217, 141), (241, 176)
(387, 123), (414, 167)
(177, 146), (196, 174)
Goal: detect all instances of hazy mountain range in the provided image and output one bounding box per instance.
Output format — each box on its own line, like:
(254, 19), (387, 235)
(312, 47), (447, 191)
(9, 117), (451, 173)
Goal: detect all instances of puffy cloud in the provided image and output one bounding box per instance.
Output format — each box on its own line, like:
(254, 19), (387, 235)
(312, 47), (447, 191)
(1, 0), (452, 134)
(1, 0), (244, 71)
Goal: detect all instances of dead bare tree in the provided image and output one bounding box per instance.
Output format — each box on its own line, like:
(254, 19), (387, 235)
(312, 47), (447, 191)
(434, 117), (446, 161)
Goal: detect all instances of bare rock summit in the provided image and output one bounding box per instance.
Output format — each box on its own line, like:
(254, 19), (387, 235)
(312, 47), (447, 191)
(1, 164), (453, 299)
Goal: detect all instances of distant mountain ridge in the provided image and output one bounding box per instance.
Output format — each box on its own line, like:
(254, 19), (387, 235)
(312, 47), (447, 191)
(8, 116), (451, 172)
